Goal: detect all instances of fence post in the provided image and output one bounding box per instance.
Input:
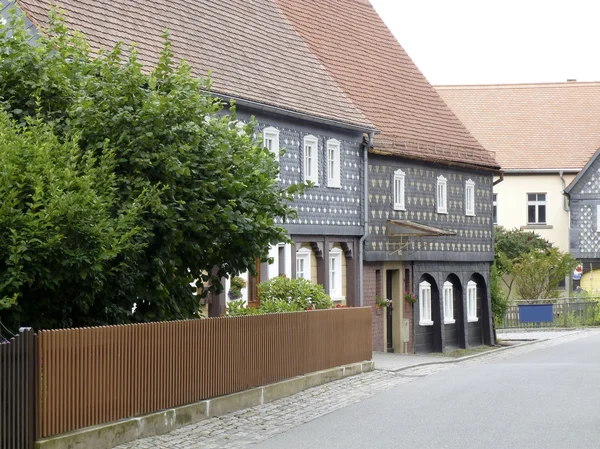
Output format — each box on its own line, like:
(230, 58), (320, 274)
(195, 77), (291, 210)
(0, 327), (37, 449)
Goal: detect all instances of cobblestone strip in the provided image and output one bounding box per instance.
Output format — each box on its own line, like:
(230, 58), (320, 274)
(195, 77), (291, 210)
(115, 331), (598, 449)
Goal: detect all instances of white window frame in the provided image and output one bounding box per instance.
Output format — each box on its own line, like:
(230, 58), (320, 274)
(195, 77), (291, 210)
(465, 179), (475, 216)
(303, 135), (319, 184)
(527, 193), (547, 224)
(419, 281), (433, 326)
(493, 193), (498, 225)
(393, 169), (406, 211)
(596, 205), (600, 232)
(327, 139), (341, 188)
(296, 248), (312, 281)
(467, 280), (478, 322)
(329, 247), (344, 301)
(443, 281), (455, 324)
(437, 175), (448, 214)
(263, 127), (280, 161)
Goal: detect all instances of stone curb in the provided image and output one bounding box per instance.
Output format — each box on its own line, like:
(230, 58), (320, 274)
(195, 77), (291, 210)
(382, 331), (586, 373)
(35, 360), (374, 449)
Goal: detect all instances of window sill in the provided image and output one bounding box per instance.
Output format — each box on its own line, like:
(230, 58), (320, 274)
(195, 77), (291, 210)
(419, 320), (434, 326)
(466, 212), (475, 217)
(437, 210), (448, 215)
(444, 319), (456, 324)
(393, 205), (406, 211)
(331, 296), (345, 302)
(467, 317), (479, 323)
(328, 184), (342, 189)
(521, 224), (552, 230)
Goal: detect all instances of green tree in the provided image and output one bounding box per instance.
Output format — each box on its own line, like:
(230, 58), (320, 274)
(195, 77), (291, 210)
(512, 248), (577, 300)
(0, 10), (299, 328)
(493, 226), (553, 300)
(0, 113), (154, 329)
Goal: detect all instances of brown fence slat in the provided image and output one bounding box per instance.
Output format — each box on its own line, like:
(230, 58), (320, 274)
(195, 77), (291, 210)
(36, 308), (372, 438)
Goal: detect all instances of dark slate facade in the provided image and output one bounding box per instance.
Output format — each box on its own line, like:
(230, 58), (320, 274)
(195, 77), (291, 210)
(366, 155), (494, 353)
(567, 150), (600, 260)
(233, 106), (366, 307)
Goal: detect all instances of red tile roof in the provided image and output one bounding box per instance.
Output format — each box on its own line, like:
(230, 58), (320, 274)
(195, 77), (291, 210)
(16, 0), (373, 130)
(437, 82), (600, 171)
(274, 0), (500, 170)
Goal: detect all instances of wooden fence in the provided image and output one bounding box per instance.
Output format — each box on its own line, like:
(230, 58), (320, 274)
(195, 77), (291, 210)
(37, 308), (372, 438)
(0, 328), (37, 449)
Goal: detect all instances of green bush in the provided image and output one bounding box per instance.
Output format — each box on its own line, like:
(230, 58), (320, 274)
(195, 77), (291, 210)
(225, 276), (332, 316)
(258, 276), (332, 311)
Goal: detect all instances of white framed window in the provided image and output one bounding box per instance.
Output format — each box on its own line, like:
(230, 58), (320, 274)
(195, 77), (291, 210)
(327, 139), (341, 188)
(419, 281), (433, 326)
(443, 281), (455, 324)
(263, 127), (280, 160)
(493, 193), (498, 225)
(437, 175), (448, 214)
(303, 135), (319, 184)
(393, 169), (406, 211)
(329, 247), (344, 300)
(527, 193), (547, 224)
(596, 205), (600, 232)
(465, 179), (475, 216)
(467, 280), (478, 322)
(296, 248), (312, 281)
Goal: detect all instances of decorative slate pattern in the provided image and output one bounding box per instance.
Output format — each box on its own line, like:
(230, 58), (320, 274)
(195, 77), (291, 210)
(366, 156), (494, 258)
(567, 149), (600, 257)
(580, 169), (600, 194)
(238, 112), (364, 230)
(577, 205), (600, 253)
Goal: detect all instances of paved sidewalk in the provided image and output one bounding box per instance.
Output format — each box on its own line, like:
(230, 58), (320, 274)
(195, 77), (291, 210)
(497, 329), (583, 341)
(372, 352), (453, 371)
(114, 330), (595, 449)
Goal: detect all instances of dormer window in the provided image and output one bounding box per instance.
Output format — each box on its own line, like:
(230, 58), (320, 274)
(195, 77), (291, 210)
(393, 169), (406, 211)
(437, 175), (448, 214)
(303, 135), (319, 184)
(465, 179), (475, 216)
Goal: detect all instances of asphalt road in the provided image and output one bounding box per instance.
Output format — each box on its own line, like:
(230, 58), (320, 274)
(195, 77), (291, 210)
(253, 332), (600, 449)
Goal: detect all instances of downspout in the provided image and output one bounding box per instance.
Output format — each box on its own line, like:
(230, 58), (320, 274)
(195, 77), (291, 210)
(493, 171), (504, 186)
(358, 132), (374, 306)
(559, 170), (570, 212)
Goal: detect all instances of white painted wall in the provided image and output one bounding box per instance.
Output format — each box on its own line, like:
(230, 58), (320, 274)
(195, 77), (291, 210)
(494, 173), (576, 252)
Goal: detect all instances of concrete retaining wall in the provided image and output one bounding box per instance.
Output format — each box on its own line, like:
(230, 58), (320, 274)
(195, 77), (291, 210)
(35, 360), (373, 449)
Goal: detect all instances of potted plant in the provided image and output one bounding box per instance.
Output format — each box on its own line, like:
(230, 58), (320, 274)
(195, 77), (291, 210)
(375, 295), (391, 309)
(404, 292), (418, 305)
(228, 276), (247, 300)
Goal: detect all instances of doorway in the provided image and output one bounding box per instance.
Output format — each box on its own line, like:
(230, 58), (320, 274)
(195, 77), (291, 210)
(386, 270), (394, 352)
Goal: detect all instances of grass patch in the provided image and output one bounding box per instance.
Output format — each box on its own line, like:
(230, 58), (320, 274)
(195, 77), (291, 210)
(431, 345), (497, 358)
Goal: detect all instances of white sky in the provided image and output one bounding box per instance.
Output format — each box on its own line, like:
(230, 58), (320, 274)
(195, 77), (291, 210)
(369, 0), (600, 85)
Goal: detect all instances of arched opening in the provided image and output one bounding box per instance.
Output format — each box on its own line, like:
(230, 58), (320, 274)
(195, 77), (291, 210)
(443, 274), (465, 350)
(467, 273), (491, 347)
(415, 274), (442, 353)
